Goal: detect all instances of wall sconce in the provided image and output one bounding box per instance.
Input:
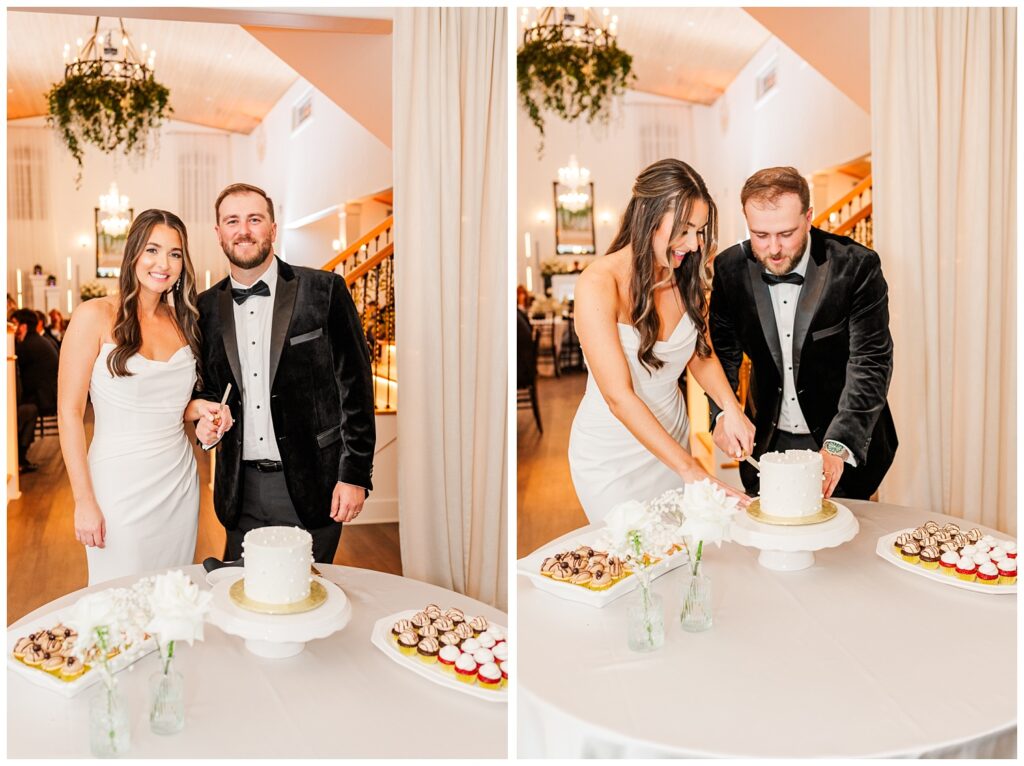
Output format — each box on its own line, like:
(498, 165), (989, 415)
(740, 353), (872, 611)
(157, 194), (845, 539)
(599, 211), (614, 225)
(536, 210), (550, 224)
(78, 235), (90, 249)
(331, 239), (342, 252)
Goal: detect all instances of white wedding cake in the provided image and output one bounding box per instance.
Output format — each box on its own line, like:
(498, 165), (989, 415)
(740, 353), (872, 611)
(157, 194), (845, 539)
(758, 449), (823, 518)
(241, 526), (313, 604)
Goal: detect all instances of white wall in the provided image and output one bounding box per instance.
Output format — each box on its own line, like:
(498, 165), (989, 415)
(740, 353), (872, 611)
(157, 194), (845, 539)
(516, 32), (873, 289)
(691, 37), (872, 248)
(231, 78), (393, 269)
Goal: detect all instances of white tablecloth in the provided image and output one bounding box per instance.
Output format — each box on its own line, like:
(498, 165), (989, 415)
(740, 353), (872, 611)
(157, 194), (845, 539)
(8, 565), (507, 758)
(518, 500), (1016, 758)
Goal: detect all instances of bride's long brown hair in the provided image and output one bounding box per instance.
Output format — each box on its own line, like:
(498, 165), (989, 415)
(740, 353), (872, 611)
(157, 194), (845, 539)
(606, 159), (718, 372)
(107, 209), (202, 384)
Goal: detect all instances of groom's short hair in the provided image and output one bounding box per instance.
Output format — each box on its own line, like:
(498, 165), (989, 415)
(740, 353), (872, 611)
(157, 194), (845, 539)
(215, 183), (275, 223)
(741, 167), (810, 214)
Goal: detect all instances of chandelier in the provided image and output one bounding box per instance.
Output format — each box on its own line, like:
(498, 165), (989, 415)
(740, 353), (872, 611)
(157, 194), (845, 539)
(517, 8), (634, 145)
(98, 182), (131, 238)
(557, 155), (591, 213)
(47, 17), (171, 185)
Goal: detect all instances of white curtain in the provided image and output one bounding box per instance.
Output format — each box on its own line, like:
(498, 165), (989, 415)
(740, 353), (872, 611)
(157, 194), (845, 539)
(871, 8), (1016, 533)
(174, 131), (232, 287)
(7, 126), (59, 300)
(394, 8), (508, 610)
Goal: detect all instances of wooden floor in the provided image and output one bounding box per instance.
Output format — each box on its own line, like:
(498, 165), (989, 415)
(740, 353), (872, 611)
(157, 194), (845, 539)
(7, 409), (401, 624)
(516, 371), (589, 558)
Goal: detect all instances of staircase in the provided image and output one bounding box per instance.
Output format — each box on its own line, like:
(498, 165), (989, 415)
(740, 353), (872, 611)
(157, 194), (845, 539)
(813, 175), (873, 249)
(323, 216), (396, 412)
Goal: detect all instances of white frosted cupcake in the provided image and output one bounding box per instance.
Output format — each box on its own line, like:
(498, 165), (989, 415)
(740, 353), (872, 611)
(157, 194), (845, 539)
(939, 550), (959, 576)
(488, 626), (506, 642)
(477, 661), (502, 690)
(975, 541), (993, 554)
(492, 641), (509, 662)
(499, 660), (508, 687)
(472, 648), (495, 666)
(996, 558), (1016, 585)
(438, 644), (461, 673)
(454, 653), (477, 685)
(477, 631), (497, 649)
(460, 638), (482, 654)
(972, 552), (991, 567)
(989, 547), (1007, 562)
(960, 544), (978, 557)
(1004, 541), (1017, 559)
(976, 561), (999, 586)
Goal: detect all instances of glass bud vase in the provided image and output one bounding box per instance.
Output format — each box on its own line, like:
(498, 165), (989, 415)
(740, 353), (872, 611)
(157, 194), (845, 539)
(679, 564), (713, 633)
(626, 567), (664, 651)
(149, 645), (185, 735)
(89, 676), (131, 757)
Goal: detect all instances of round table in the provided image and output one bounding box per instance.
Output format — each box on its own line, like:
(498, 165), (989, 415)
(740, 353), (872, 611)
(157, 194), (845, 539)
(518, 500), (1016, 758)
(8, 565), (507, 758)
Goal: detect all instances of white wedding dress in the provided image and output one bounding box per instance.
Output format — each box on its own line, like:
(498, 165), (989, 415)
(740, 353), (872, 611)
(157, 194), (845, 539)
(85, 343), (199, 585)
(568, 316), (697, 522)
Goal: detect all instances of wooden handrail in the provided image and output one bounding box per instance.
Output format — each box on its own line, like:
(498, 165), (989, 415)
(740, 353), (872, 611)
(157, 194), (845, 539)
(344, 242), (394, 285)
(322, 215), (394, 273)
(833, 203), (872, 238)
(812, 175), (872, 228)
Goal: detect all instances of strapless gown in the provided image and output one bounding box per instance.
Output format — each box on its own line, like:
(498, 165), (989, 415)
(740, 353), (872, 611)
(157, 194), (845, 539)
(568, 317), (697, 522)
(85, 343), (199, 585)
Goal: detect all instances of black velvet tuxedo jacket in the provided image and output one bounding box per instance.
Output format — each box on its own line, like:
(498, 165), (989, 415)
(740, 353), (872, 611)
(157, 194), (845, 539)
(196, 258), (376, 531)
(708, 228), (897, 498)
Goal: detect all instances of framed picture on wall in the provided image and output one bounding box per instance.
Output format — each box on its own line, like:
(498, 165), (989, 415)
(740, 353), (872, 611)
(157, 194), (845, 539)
(552, 181), (596, 256)
(95, 207), (133, 278)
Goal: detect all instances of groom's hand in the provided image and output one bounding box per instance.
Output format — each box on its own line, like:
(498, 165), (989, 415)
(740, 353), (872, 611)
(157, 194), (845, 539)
(820, 450), (844, 498)
(330, 481), (367, 523)
(195, 417), (219, 447)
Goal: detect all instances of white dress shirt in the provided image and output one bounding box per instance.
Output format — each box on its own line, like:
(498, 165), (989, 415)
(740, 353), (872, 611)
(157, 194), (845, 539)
(768, 237), (812, 435)
(230, 256), (281, 461)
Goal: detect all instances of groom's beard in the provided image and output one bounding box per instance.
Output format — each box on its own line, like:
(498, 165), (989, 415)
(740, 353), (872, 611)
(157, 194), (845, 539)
(220, 234), (273, 270)
(753, 230), (808, 276)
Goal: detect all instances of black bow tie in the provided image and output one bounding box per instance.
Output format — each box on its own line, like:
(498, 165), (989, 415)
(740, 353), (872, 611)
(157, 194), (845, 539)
(231, 280), (271, 305)
(761, 271), (804, 287)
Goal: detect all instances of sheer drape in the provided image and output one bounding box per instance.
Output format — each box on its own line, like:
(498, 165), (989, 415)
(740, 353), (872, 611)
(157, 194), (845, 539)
(174, 132), (232, 286)
(7, 126), (59, 292)
(394, 8), (508, 610)
(871, 7), (1016, 533)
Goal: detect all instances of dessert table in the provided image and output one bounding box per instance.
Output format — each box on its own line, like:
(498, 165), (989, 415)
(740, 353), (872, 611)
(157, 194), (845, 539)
(518, 500), (1016, 758)
(8, 565), (507, 758)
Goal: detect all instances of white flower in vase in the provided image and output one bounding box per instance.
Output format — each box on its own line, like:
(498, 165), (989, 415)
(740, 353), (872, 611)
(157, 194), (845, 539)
(146, 570), (212, 647)
(680, 479), (739, 549)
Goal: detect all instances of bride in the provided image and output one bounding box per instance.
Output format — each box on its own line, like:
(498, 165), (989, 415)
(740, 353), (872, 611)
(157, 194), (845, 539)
(58, 209), (233, 585)
(569, 159), (753, 521)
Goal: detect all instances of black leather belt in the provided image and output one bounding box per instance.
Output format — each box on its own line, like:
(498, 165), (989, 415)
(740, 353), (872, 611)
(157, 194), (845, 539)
(243, 459), (284, 473)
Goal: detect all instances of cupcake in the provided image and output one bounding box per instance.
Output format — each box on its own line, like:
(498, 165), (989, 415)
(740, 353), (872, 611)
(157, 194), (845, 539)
(438, 644), (461, 672)
(59, 655), (85, 681)
(417, 637), (440, 664)
(454, 623), (475, 641)
(981, 534), (996, 546)
(966, 528), (984, 543)
(975, 541), (993, 554)
(397, 631), (419, 656)
(432, 616), (455, 633)
(423, 603), (443, 620)
(477, 662), (502, 690)
(454, 653), (478, 685)
(976, 562), (999, 586)
(499, 660), (509, 687)
(492, 642), (508, 663)
(911, 528), (929, 542)
(955, 557), (977, 582)
(444, 607), (466, 625)
(933, 530), (952, 544)
(472, 648), (495, 666)
(489, 626), (506, 642)
(900, 542), (921, 564)
(989, 547), (1007, 562)
(923, 520), (940, 534)
(461, 638), (482, 655)
(942, 522), (961, 535)
(939, 550), (959, 576)
(951, 533), (969, 549)
(960, 544), (978, 558)
(919, 546), (941, 570)
(410, 612), (431, 629)
(391, 619), (415, 641)
(439, 631), (462, 648)
(996, 558), (1016, 585)
(939, 542), (959, 555)
(477, 631), (497, 649)
(971, 552), (991, 567)
(417, 624), (439, 639)
(468, 615), (489, 635)
(893, 532), (913, 553)
(1004, 541), (1017, 560)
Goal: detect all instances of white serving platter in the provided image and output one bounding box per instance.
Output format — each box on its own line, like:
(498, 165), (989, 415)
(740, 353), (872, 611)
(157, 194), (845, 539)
(517, 528), (690, 608)
(7, 607), (155, 698)
(875, 530), (1016, 595)
(370, 610), (507, 703)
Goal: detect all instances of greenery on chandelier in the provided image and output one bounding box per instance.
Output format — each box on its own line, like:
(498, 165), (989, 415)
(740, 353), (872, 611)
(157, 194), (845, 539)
(46, 72), (171, 184)
(517, 28), (634, 146)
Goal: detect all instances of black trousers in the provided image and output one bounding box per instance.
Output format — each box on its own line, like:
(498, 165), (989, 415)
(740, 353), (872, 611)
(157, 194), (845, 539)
(17, 403), (38, 463)
(744, 430), (873, 501)
(224, 466), (343, 564)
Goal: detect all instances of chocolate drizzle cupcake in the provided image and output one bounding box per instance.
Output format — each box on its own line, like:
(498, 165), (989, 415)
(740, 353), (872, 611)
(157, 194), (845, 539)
(919, 545), (941, 569)
(439, 631), (461, 647)
(454, 622), (475, 640)
(416, 637), (440, 663)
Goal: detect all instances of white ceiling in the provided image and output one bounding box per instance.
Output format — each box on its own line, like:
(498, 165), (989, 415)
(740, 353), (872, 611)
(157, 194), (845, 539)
(7, 10), (301, 134)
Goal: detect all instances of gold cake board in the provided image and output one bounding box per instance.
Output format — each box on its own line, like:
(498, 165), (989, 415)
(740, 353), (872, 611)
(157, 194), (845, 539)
(747, 499), (838, 527)
(229, 579), (328, 615)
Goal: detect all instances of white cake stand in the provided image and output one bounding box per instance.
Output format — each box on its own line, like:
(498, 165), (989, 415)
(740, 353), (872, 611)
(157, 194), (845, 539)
(206, 572), (352, 658)
(730, 500), (859, 571)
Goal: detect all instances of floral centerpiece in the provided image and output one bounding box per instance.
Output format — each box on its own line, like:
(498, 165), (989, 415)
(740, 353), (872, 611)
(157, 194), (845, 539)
(80, 281), (108, 301)
(597, 499), (686, 651)
(677, 479), (740, 631)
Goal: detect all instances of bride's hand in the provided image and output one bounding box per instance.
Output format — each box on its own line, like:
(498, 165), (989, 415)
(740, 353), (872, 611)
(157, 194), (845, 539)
(718, 406), (755, 460)
(191, 399), (234, 441)
(679, 461), (752, 507)
(75, 499), (106, 548)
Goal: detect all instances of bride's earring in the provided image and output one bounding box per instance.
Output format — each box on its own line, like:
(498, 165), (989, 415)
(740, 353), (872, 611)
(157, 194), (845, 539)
(175, 277), (182, 292)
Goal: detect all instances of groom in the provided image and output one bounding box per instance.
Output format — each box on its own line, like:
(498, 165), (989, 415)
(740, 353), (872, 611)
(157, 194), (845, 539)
(708, 167), (897, 500)
(194, 183), (376, 563)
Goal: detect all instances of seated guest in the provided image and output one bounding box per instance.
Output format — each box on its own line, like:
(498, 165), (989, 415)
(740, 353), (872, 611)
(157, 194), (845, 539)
(12, 309), (59, 421)
(15, 366), (38, 472)
(47, 309), (65, 342)
(35, 310), (60, 353)
(516, 307), (536, 390)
